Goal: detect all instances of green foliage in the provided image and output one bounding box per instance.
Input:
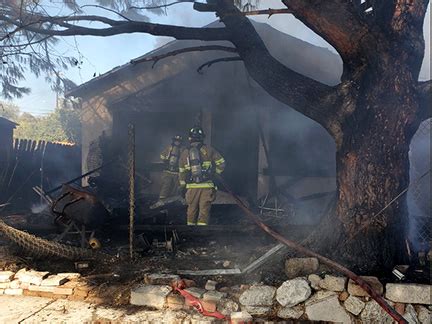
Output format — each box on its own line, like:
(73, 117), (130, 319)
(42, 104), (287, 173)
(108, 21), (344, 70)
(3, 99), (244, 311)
(0, 101), (81, 144)
(0, 101), (20, 121)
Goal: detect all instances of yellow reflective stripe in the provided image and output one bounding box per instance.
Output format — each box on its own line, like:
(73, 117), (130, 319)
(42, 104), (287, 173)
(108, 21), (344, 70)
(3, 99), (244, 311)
(179, 180), (186, 186)
(178, 167), (186, 172)
(197, 222), (207, 226)
(186, 182), (215, 189)
(215, 158), (225, 165)
(187, 222), (196, 225)
(215, 168), (223, 174)
(202, 161), (212, 167)
(160, 155), (168, 160)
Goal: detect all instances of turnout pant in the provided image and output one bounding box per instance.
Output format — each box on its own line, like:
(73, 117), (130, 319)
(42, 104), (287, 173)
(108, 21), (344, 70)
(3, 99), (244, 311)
(159, 171), (180, 199)
(185, 188), (216, 225)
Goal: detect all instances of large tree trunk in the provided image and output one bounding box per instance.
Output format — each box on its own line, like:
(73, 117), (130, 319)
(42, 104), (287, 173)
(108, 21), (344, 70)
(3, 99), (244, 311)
(312, 54), (422, 272)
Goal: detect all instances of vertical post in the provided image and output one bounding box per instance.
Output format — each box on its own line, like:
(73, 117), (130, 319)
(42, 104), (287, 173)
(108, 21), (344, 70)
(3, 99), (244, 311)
(128, 123), (136, 260)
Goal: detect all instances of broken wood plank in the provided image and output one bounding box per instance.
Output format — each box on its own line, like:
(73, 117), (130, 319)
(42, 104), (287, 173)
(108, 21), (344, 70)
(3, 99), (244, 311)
(177, 269), (242, 276)
(242, 243), (287, 274)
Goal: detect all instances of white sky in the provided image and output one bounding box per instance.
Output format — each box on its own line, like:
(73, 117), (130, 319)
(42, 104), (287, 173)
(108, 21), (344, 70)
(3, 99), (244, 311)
(6, 1), (431, 115)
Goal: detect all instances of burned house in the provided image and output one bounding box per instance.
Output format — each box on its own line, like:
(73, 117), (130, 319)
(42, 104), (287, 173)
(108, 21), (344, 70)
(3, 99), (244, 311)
(66, 22), (344, 224)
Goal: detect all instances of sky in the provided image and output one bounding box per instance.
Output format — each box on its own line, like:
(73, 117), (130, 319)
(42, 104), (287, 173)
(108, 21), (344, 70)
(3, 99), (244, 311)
(6, 0), (431, 116)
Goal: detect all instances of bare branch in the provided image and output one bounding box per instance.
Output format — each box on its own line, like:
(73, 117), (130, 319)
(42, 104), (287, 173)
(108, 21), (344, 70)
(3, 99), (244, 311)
(417, 80), (431, 121)
(197, 56), (242, 73)
(79, 5), (132, 21)
(130, 45), (238, 67)
(0, 14), (230, 40)
(243, 8), (293, 17)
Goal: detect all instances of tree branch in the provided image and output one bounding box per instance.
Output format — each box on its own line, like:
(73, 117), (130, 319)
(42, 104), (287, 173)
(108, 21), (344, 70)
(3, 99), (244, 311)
(214, 0), (339, 136)
(243, 8), (293, 18)
(197, 56), (242, 73)
(417, 80), (431, 121)
(130, 45), (237, 67)
(0, 14), (230, 40)
(281, 0), (370, 63)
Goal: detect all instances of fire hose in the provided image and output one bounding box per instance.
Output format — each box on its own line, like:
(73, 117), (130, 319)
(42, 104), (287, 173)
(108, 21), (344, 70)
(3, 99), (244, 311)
(172, 280), (226, 320)
(216, 175), (408, 324)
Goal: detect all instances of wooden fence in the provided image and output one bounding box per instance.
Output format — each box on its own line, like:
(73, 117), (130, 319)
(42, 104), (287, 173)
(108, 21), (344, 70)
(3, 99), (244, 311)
(0, 138), (81, 211)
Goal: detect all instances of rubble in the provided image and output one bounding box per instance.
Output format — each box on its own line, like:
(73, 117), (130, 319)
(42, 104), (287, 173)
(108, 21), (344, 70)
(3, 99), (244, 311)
(14, 269), (49, 286)
(230, 311), (253, 324)
(0, 271), (15, 283)
(344, 295), (365, 315)
(130, 285), (172, 309)
(202, 290), (226, 302)
(360, 299), (394, 324)
(204, 280), (217, 291)
(285, 257), (319, 279)
(415, 305), (431, 324)
(404, 304), (420, 324)
(145, 273), (180, 285)
(217, 299), (239, 315)
(277, 305), (304, 319)
(347, 276), (383, 297)
(183, 287), (206, 299)
(307, 273), (322, 290)
(239, 285), (276, 306)
(319, 274), (346, 292)
(385, 283), (432, 305)
(276, 278), (311, 307)
(305, 294), (351, 323)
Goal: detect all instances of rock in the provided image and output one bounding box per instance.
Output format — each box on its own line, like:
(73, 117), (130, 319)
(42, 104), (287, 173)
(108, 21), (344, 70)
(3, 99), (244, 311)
(53, 287), (73, 295)
(205, 280), (217, 291)
(305, 294), (351, 323)
(308, 274), (322, 290)
(239, 285), (276, 306)
(230, 311), (252, 324)
(395, 303), (406, 315)
(41, 275), (69, 286)
(184, 287), (206, 298)
(0, 271), (15, 283)
(277, 305), (304, 319)
(145, 273), (180, 285)
(223, 261), (231, 268)
(276, 278), (311, 307)
(130, 284), (172, 309)
(201, 300), (217, 313)
(217, 299), (239, 316)
(4, 288), (23, 295)
(415, 305), (431, 324)
(360, 300), (394, 324)
(404, 304), (420, 324)
(28, 285), (55, 293)
(9, 280), (20, 289)
(319, 275), (346, 292)
(285, 257), (319, 279)
(202, 290), (226, 302)
(347, 276), (383, 297)
(242, 305), (271, 316)
(385, 283), (432, 305)
(306, 290), (338, 304)
(15, 270), (49, 286)
(344, 295), (365, 316)
(166, 294), (185, 310)
(339, 291), (349, 301)
(57, 273), (81, 280)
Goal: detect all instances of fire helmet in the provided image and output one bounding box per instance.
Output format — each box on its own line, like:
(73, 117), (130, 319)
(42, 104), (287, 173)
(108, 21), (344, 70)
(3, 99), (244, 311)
(172, 135), (183, 143)
(189, 126), (205, 141)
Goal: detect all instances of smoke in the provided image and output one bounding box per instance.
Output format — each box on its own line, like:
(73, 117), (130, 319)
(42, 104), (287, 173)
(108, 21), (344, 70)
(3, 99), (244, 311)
(31, 203), (48, 214)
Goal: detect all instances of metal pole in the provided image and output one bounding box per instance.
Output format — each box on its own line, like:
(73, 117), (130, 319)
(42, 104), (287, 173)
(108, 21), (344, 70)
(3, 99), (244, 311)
(128, 123), (136, 260)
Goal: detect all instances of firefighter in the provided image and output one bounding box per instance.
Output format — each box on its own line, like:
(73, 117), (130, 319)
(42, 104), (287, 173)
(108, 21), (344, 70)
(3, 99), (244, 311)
(179, 126), (226, 226)
(158, 135), (184, 201)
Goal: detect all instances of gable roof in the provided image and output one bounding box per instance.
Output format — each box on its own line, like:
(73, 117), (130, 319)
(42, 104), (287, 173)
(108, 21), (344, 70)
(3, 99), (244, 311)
(66, 21), (342, 101)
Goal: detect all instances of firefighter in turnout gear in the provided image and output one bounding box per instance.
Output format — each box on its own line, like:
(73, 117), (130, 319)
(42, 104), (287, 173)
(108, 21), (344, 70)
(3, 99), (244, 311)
(158, 135), (184, 201)
(179, 126), (226, 225)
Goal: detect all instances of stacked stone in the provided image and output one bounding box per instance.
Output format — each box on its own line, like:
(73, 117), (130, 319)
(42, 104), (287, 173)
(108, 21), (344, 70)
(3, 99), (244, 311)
(0, 269), (89, 301)
(129, 265), (431, 323)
